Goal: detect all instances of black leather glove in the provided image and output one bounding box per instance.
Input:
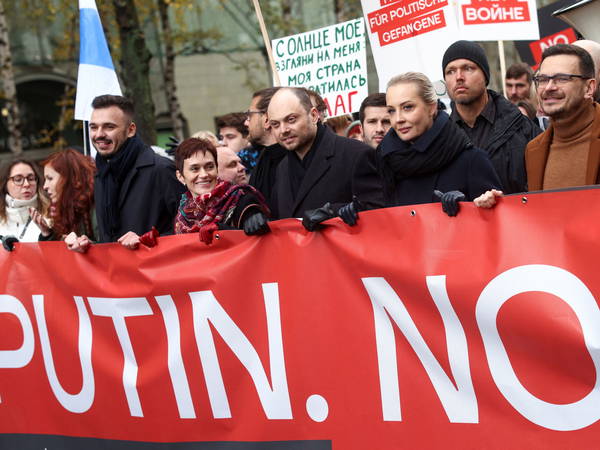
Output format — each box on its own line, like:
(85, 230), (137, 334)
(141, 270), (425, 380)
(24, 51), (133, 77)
(302, 203), (335, 232)
(1, 235), (18, 252)
(434, 190), (466, 217)
(243, 211), (271, 236)
(165, 136), (180, 156)
(338, 195), (364, 226)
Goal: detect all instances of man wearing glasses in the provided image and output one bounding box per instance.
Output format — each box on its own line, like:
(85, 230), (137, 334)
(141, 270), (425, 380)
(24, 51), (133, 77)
(526, 44), (599, 191)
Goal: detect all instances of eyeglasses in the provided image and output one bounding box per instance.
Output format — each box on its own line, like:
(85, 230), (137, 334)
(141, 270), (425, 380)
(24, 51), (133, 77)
(533, 73), (589, 88)
(245, 109), (263, 119)
(8, 174), (37, 186)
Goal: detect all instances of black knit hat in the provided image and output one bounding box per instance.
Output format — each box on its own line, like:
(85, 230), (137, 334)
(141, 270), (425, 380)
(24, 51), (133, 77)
(442, 40), (490, 85)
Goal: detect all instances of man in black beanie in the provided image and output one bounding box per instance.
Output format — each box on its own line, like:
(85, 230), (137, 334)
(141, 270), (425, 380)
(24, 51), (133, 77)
(443, 40), (541, 194)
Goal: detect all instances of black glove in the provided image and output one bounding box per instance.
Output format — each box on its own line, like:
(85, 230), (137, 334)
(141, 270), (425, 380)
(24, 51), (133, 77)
(243, 211), (271, 236)
(433, 190), (466, 217)
(165, 136), (180, 156)
(302, 203), (335, 232)
(1, 235), (18, 252)
(338, 195), (364, 226)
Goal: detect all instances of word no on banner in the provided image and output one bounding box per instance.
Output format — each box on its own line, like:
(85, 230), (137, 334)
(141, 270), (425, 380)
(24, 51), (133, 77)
(272, 19), (368, 118)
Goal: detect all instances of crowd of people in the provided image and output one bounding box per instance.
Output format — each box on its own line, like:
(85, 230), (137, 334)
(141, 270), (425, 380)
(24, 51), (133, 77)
(0, 39), (598, 252)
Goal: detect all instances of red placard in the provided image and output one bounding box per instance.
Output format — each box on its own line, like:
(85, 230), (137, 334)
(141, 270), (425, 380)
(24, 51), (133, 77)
(1, 188), (600, 448)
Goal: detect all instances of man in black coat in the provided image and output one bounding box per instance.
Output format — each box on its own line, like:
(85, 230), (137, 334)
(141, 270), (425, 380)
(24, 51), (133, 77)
(267, 87), (383, 221)
(443, 40), (541, 194)
(89, 95), (185, 247)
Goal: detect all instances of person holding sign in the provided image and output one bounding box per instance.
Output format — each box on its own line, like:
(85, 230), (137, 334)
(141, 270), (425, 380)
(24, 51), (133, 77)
(267, 87), (383, 226)
(442, 40), (540, 195)
(379, 72), (501, 216)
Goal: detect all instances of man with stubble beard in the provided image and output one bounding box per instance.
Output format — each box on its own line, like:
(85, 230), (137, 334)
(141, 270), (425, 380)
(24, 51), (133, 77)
(443, 41), (540, 194)
(267, 87), (383, 226)
(88, 95), (184, 248)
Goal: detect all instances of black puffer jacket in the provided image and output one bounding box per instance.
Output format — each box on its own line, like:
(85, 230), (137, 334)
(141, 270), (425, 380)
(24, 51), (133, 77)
(451, 90), (541, 194)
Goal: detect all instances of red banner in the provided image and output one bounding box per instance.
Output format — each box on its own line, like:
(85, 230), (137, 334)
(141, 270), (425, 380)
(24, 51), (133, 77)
(1, 188), (600, 448)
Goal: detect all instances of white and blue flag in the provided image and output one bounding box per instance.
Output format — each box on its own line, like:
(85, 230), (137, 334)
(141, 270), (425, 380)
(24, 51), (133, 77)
(74, 0), (122, 121)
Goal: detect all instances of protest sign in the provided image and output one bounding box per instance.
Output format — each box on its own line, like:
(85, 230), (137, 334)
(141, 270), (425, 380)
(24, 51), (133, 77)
(361, 0), (459, 89)
(515, 0), (579, 69)
(272, 19), (367, 117)
(1, 188), (600, 448)
(362, 0), (539, 90)
(456, 0), (539, 41)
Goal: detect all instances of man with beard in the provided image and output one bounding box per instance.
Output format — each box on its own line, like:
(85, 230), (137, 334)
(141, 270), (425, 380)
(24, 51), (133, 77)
(505, 63), (534, 104)
(359, 93), (391, 149)
(89, 95), (184, 247)
(243, 87), (286, 213)
(443, 40), (540, 194)
(526, 44), (599, 190)
(267, 87), (383, 224)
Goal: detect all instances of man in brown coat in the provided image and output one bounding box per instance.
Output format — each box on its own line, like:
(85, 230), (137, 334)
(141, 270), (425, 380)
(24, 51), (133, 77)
(526, 44), (599, 191)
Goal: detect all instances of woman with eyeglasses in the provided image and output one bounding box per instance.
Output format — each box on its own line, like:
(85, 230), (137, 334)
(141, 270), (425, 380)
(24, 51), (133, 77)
(29, 149), (96, 247)
(0, 159), (49, 242)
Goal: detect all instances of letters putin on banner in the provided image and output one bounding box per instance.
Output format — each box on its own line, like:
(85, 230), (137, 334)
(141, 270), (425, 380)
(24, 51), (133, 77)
(1, 189), (600, 449)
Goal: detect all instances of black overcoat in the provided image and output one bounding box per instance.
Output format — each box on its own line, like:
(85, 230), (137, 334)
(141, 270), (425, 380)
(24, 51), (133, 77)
(95, 145), (185, 242)
(272, 126), (384, 219)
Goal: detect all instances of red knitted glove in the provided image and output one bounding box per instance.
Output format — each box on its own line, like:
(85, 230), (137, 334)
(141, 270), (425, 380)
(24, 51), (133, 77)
(139, 227), (159, 247)
(199, 223), (219, 245)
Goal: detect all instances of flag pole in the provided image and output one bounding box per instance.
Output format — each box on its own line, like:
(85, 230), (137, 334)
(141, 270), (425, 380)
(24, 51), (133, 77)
(251, 0), (281, 86)
(498, 40), (507, 98)
(83, 120), (89, 156)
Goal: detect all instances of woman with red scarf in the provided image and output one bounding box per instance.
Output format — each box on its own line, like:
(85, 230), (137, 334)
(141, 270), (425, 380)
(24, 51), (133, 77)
(168, 137), (270, 244)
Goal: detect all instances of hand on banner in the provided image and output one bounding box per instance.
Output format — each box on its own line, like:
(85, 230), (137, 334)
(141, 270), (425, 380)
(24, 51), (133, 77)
(302, 203), (336, 231)
(338, 196), (364, 226)
(139, 227), (160, 247)
(0, 235), (18, 252)
(474, 189), (503, 209)
(65, 232), (92, 253)
(118, 231), (141, 250)
(434, 190), (466, 217)
(243, 211), (271, 236)
(29, 207), (52, 237)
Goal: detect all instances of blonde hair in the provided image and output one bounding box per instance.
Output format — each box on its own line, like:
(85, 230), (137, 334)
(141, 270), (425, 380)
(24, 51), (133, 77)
(191, 130), (219, 147)
(387, 72), (437, 105)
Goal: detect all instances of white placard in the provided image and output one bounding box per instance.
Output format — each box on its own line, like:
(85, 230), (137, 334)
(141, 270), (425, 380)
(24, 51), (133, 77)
(362, 0), (540, 92)
(361, 0), (460, 91)
(457, 0), (539, 41)
(272, 19), (368, 117)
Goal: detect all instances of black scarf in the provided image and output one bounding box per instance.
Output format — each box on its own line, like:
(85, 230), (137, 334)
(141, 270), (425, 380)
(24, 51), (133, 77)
(379, 111), (472, 202)
(95, 135), (144, 241)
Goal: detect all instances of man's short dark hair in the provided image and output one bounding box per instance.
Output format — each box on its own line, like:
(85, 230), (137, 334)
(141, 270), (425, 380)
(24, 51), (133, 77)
(175, 138), (218, 174)
(253, 87), (281, 113)
(92, 95), (135, 120)
(359, 93), (387, 124)
(506, 62), (533, 84)
(302, 88), (327, 114)
(540, 44), (595, 79)
(215, 112), (248, 137)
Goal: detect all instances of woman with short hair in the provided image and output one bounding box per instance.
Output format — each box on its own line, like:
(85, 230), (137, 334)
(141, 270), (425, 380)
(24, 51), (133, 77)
(379, 72), (502, 215)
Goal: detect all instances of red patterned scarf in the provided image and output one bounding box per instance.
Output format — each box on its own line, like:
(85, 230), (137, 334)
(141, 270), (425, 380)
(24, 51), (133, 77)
(174, 179), (267, 243)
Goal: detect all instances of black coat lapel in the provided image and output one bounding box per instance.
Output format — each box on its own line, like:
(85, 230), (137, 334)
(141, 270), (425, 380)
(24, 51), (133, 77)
(292, 129), (335, 214)
(118, 147), (154, 208)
